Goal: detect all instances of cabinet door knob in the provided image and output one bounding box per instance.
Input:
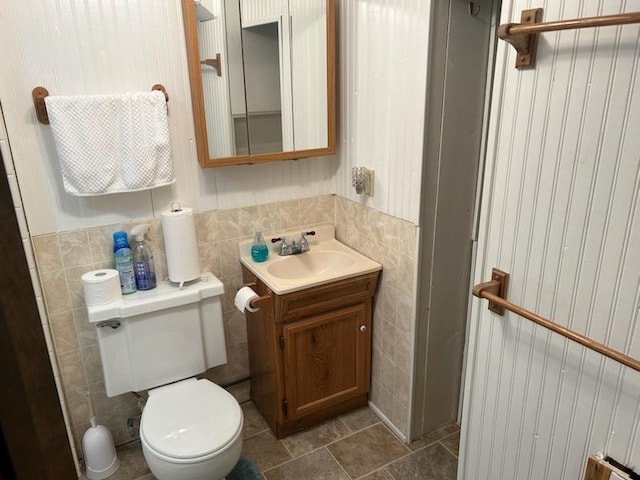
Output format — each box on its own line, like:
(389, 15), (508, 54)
(359, 325), (367, 332)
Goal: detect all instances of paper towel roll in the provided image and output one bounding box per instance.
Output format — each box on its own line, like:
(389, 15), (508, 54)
(82, 269), (122, 306)
(235, 286), (260, 313)
(161, 205), (201, 283)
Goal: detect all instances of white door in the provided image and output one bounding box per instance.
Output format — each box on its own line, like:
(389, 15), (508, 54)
(460, 1), (640, 479)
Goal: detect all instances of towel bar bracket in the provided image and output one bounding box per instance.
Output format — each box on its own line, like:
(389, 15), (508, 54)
(200, 54), (222, 77)
(151, 84), (169, 102)
(497, 8), (543, 69)
(32, 86), (50, 125)
(472, 268), (509, 315)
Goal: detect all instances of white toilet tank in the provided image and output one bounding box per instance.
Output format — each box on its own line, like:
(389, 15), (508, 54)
(87, 272), (227, 397)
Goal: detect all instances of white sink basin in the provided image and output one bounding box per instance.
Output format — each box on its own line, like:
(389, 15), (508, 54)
(267, 250), (355, 280)
(238, 224), (381, 294)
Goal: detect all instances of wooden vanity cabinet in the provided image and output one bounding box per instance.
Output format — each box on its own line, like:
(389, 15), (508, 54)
(241, 266), (380, 438)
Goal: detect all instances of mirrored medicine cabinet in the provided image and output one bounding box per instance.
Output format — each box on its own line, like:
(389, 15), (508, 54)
(182, 0), (336, 167)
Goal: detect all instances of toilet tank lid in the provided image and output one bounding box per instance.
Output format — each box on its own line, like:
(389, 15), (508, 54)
(87, 272), (224, 323)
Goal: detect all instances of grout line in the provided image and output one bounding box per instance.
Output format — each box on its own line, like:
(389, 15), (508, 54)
(279, 436), (295, 459)
(439, 440), (459, 460)
(326, 446), (354, 480)
(242, 426), (271, 441)
(338, 416), (353, 434)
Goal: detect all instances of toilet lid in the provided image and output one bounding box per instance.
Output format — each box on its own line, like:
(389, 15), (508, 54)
(141, 379), (242, 459)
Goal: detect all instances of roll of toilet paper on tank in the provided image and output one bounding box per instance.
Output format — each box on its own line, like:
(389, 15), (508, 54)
(161, 205), (201, 283)
(235, 286), (260, 313)
(82, 269), (122, 306)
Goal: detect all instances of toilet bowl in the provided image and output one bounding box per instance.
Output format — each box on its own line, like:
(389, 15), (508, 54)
(140, 378), (244, 480)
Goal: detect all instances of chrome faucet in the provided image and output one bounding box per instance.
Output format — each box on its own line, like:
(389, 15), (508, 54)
(271, 231), (316, 256)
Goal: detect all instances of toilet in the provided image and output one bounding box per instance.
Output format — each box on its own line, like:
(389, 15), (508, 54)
(87, 272), (243, 480)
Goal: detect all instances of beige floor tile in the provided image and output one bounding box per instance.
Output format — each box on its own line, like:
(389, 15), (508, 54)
(440, 431), (460, 457)
(264, 448), (348, 480)
(408, 423), (460, 451)
(339, 407), (381, 432)
(327, 424), (410, 478)
(385, 443), (457, 480)
(281, 418), (351, 458)
(242, 401), (270, 438)
(242, 430), (292, 471)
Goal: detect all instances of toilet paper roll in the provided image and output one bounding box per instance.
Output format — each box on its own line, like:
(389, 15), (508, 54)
(234, 286), (260, 313)
(82, 269), (122, 306)
(161, 205), (201, 283)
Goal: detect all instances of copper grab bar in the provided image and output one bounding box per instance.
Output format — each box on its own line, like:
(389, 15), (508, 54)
(473, 269), (640, 373)
(498, 8), (640, 69)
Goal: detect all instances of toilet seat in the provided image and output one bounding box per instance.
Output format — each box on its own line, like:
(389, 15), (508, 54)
(140, 378), (243, 460)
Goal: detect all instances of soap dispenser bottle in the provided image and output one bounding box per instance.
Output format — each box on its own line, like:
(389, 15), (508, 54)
(130, 224), (157, 290)
(112, 231), (136, 295)
(250, 231), (269, 262)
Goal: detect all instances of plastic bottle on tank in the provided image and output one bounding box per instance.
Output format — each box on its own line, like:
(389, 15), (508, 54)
(130, 224), (157, 291)
(112, 231), (136, 294)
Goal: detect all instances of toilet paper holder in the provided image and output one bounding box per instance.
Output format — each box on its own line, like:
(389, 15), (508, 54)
(241, 283), (271, 310)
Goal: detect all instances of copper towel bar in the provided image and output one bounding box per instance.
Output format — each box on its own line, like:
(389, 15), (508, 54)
(499, 8), (640, 69)
(31, 84), (169, 125)
(473, 268), (640, 373)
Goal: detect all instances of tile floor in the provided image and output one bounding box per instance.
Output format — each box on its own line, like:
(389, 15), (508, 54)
(93, 403), (459, 480)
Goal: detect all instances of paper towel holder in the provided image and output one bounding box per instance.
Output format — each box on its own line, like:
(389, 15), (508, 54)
(240, 283), (271, 310)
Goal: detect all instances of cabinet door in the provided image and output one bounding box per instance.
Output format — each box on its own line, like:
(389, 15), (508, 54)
(282, 303), (370, 420)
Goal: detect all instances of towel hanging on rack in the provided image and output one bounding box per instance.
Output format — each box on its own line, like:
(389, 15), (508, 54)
(45, 91), (175, 196)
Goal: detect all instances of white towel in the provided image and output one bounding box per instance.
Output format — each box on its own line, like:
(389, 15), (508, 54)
(45, 91), (175, 196)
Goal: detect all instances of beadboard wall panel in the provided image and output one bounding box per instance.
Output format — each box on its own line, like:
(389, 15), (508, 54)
(240, 0), (287, 27)
(333, 0), (430, 225)
(0, 0), (337, 236)
(198, 0), (236, 157)
(461, 1), (640, 479)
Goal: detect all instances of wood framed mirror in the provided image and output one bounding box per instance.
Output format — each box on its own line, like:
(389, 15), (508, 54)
(182, 0), (336, 167)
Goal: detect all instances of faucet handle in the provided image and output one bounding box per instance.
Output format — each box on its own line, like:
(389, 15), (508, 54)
(299, 231), (315, 253)
(271, 237), (293, 256)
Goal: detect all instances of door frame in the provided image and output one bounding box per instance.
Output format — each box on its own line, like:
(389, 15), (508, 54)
(0, 138), (77, 477)
(410, 0), (501, 440)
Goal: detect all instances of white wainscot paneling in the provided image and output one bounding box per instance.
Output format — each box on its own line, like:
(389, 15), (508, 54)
(334, 0), (430, 225)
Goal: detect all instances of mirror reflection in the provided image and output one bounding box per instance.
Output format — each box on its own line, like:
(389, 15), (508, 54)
(193, 0), (330, 160)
